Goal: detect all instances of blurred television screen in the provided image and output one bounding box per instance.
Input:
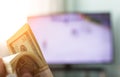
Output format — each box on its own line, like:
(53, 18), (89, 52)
(28, 13), (113, 64)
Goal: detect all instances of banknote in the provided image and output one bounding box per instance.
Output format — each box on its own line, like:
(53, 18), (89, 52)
(3, 52), (53, 77)
(5, 23), (53, 77)
(7, 23), (46, 64)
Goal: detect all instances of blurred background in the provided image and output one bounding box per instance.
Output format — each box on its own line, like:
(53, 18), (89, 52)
(0, 0), (120, 77)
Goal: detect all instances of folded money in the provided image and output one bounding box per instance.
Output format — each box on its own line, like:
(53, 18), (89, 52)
(3, 52), (53, 77)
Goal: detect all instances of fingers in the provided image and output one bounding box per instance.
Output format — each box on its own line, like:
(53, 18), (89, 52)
(0, 58), (7, 77)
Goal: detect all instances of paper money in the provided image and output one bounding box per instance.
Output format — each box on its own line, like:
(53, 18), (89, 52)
(5, 24), (53, 77)
(3, 52), (53, 77)
(7, 24), (45, 62)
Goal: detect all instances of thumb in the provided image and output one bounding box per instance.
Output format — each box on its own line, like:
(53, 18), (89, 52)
(0, 58), (7, 77)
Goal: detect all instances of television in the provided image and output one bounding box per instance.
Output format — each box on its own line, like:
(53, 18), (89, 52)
(27, 13), (113, 64)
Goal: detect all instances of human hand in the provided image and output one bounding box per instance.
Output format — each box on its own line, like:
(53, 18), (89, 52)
(0, 58), (7, 77)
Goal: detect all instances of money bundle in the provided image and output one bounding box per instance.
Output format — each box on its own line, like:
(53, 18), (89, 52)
(3, 24), (53, 77)
(3, 52), (53, 77)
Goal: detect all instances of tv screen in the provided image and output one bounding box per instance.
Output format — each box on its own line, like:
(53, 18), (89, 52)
(27, 13), (113, 64)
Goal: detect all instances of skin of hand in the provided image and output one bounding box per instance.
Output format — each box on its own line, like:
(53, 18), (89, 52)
(0, 58), (7, 77)
(21, 72), (33, 77)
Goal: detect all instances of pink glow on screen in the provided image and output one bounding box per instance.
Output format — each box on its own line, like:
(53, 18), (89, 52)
(28, 13), (113, 64)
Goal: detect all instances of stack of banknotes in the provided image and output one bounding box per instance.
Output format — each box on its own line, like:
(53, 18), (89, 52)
(3, 52), (53, 77)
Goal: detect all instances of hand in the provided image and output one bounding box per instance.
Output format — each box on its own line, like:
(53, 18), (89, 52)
(0, 58), (7, 77)
(21, 72), (33, 77)
(20, 67), (33, 77)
